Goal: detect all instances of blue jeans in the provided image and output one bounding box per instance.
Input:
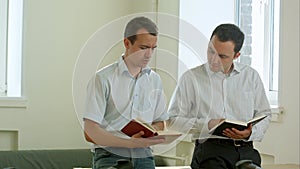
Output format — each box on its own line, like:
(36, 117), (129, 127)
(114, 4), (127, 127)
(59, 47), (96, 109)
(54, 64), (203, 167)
(93, 148), (155, 169)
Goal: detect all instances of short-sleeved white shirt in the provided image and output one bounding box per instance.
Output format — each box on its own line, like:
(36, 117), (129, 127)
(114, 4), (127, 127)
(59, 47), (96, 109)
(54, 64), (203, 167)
(84, 56), (168, 138)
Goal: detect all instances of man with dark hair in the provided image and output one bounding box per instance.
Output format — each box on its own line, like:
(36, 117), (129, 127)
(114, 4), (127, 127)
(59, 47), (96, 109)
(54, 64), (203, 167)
(84, 16), (167, 169)
(168, 23), (271, 169)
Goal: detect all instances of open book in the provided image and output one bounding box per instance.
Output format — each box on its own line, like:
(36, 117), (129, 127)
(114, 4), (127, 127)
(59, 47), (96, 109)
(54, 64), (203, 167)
(209, 114), (267, 137)
(121, 119), (182, 144)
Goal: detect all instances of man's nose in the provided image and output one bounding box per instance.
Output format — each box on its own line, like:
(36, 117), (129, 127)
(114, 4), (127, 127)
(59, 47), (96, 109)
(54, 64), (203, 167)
(210, 53), (220, 63)
(145, 48), (153, 57)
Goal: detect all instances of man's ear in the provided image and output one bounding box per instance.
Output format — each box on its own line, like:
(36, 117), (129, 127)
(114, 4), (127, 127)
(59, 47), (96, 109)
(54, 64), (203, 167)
(124, 38), (130, 49)
(234, 52), (241, 59)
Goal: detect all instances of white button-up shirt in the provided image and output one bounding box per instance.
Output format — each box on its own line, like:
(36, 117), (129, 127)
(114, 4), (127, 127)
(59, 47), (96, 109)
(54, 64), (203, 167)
(168, 62), (271, 141)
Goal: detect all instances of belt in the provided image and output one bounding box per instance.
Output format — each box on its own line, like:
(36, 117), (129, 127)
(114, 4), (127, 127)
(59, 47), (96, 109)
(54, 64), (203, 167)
(200, 138), (253, 147)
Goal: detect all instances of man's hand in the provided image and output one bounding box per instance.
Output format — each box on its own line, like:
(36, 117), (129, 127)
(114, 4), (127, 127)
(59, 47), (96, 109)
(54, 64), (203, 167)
(151, 121), (165, 131)
(127, 130), (166, 148)
(131, 131), (145, 138)
(222, 124), (252, 139)
(128, 135), (165, 148)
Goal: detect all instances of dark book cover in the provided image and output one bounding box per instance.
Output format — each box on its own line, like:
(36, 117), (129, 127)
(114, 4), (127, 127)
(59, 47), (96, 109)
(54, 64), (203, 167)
(209, 115), (267, 137)
(210, 122), (248, 137)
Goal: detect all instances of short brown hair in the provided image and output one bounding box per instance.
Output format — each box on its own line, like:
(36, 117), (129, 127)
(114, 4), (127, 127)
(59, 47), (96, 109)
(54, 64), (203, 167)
(124, 16), (158, 44)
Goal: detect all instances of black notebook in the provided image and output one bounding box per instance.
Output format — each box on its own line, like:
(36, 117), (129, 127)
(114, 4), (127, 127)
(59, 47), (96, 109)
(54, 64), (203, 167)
(209, 114), (267, 137)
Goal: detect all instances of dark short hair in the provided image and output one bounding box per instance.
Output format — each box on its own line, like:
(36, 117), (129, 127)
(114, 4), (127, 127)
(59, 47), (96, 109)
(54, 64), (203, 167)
(210, 23), (245, 53)
(124, 16), (158, 44)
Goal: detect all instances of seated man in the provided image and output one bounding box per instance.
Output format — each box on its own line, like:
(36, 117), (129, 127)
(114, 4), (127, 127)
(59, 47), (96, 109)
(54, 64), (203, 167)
(83, 16), (168, 169)
(168, 23), (271, 169)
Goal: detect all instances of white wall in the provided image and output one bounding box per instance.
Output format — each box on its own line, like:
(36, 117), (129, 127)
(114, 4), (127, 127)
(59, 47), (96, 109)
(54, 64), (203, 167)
(0, 0), (298, 165)
(0, 0), (132, 150)
(0, 0), (176, 150)
(254, 0), (299, 164)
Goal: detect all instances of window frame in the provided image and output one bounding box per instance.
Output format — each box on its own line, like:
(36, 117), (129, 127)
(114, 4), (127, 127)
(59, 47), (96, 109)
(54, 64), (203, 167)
(0, 0), (8, 96)
(0, 0), (24, 98)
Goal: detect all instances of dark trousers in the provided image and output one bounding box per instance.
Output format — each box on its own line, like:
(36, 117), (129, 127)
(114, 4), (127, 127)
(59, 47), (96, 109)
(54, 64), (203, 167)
(191, 139), (261, 169)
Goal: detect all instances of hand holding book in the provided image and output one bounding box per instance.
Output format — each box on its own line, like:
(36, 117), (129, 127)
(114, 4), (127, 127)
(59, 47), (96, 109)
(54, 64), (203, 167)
(121, 119), (159, 138)
(208, 115), (267, 138)
(121, 118), (182, 144)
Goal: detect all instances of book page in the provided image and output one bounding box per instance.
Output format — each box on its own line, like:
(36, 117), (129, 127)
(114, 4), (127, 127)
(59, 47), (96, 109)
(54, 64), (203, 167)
(223, 119), (247, 126)
(135, 118), (156, 131)
(157, 130), (182, 135)
(150, 130), (182, 144)
(247, 114), (267, 125)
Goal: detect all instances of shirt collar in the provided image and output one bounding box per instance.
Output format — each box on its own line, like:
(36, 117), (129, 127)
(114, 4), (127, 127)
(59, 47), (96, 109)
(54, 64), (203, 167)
(205, 62), (241, 77)
(232, 62), (241, 73)
(117, 55), (151, 76)
(141, 66), (151, 75)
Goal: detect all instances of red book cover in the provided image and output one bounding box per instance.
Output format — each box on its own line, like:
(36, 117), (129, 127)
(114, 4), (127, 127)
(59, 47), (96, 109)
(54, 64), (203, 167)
(121, 119), (158, 138)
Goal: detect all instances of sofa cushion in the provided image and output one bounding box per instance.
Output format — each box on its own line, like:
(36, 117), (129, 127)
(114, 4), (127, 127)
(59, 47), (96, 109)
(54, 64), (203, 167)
(0, 149), (92, 169)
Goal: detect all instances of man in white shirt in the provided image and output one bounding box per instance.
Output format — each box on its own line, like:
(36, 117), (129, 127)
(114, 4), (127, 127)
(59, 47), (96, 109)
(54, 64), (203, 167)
(83, 16), (168, 169)
(168, 23), (271, 169)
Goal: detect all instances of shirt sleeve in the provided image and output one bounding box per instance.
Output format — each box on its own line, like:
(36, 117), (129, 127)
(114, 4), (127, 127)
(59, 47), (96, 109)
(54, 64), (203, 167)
(248, 72), (272, 141)
(167, 70), (208, 133)
(152, 75), (169, 122)
(83, 74), (108, 125)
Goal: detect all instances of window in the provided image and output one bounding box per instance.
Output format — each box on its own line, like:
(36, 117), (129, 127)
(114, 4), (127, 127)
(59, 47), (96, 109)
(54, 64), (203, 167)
(179, 0), (280, 105)
(0, 0), (23, 97)
(178, 0), (235, 78)
(236, 0), (280, 105)
(0, 0), (8, 96)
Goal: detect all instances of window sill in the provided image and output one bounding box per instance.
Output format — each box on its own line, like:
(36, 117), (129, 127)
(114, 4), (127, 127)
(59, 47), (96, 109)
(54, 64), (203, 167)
(0, 97), (27, 108)
(270, 105), (284, 122)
